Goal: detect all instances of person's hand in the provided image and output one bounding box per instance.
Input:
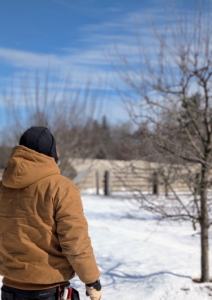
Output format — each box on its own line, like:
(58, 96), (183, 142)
(86, 279), (102, 300)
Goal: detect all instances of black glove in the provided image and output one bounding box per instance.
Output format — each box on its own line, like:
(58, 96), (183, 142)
(86, 279), (102, 300)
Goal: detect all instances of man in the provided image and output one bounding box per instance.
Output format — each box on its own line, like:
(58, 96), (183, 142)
(0, 126), (102, 300)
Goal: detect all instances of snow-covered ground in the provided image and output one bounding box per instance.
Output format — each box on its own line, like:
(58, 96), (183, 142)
(1, 193), (212, 299)
(73, 194), (212, 300)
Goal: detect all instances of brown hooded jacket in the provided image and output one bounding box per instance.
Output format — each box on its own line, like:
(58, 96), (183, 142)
(0, 145), (100, 289)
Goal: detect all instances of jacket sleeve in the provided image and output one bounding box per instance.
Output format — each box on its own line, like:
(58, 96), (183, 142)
(54, 183), (100, 284)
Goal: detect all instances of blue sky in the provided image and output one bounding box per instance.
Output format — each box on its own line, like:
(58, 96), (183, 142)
(0, 0), (152, 52)
(0, 0), (157, 75)
(0, 0), (203, 126)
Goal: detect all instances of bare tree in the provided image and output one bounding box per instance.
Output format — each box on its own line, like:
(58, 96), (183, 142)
(1, 71), (106, 176)
(114, 0), (212, 282)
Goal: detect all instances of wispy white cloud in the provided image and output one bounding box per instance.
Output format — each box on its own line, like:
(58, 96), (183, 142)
(0, 1), (201, 124)
(0, 4), (167, 74)
(0, 48), (62, 69)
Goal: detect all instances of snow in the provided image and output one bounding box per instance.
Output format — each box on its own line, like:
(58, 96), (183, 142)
(1, 193), (212, 299)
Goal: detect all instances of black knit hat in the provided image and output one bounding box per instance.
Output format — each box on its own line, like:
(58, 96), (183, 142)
(19, 126), (58, 163)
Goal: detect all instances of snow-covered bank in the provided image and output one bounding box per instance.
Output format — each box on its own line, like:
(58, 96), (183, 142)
(0, 194), (212, 299)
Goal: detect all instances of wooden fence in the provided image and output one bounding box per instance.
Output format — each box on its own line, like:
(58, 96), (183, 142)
(76, 166), (194, 196)
(0, 158), (202, 196)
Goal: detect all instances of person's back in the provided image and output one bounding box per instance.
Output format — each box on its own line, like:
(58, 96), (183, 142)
(0, 127), (102, 300)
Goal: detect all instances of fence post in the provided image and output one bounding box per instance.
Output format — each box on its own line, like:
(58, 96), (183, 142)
(152, 172), (159, 195)
(104, 170), (111, 196)
(194, 173), (201, 196)
(96, 171), (99, 195)
(165, 182), (168, 197)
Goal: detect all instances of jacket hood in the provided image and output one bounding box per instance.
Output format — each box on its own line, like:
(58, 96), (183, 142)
(2, 145), (60, 189)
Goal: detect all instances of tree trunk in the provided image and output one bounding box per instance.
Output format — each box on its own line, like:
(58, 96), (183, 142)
(200, 165), (210, 282)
